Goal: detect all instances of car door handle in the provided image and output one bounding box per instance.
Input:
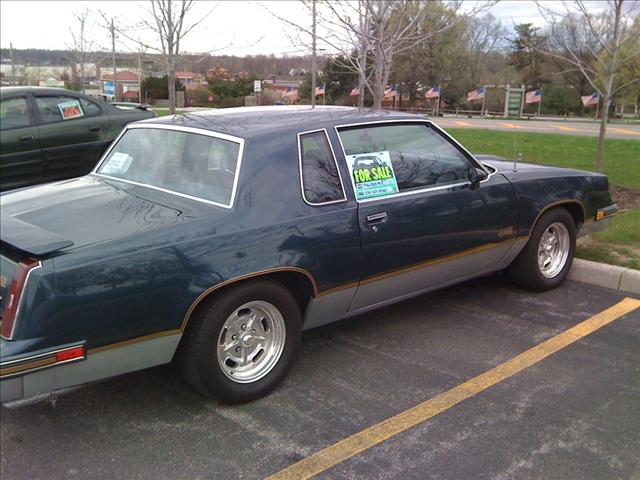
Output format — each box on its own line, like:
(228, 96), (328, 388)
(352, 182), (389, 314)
(88, 126), (101, 132)
(366, 212), (388, 224)
(19, 135), (34, 141)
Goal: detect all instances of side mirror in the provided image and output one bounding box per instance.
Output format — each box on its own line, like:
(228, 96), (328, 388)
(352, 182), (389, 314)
(468, 167), (488, 189)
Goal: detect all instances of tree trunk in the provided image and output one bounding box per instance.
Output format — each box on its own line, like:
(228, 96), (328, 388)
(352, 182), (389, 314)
(594, 97), (609, 173)
(168, 61), (176, 114)
(373, 47), (385, 109)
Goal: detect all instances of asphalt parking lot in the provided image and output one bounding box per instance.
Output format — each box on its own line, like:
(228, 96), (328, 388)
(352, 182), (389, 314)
(1, 274), (639, 480)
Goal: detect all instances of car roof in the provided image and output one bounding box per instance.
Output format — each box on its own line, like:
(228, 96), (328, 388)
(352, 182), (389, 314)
(0, 86), (92, 98)
(137, 106), (429, 140)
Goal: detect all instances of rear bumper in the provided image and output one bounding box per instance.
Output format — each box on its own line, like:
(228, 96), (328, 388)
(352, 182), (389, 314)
(1, 333), (181, 404)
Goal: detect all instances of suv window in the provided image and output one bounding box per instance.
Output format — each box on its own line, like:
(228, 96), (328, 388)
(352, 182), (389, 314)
(36, 96), (86, 124)
(299, 130), (345, 205)
(337, 123), (473, 201)
(97, 127), (242, 207)
(0, 97), (31, 129)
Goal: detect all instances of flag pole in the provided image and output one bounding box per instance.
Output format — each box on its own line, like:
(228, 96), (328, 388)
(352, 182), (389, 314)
(537, 93), (542, 117)
(481, 85), (486, 117)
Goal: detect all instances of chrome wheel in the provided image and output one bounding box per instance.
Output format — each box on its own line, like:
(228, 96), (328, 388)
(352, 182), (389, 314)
(216, 301), (286, 384)
(537, 222), (570, 278)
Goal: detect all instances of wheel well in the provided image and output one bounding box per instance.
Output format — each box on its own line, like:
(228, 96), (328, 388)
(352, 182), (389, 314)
(558, 202), (584, 228)
(181, 270), (316, 335)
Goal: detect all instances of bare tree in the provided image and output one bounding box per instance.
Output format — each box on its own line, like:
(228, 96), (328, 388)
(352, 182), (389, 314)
(536, 0), (640, 172)
(67, 9), (95, 93)
(116, 1), (216, 113)
(269, 1), (494, 108)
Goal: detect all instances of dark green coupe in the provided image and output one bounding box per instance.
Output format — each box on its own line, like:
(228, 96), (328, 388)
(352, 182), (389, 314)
(0, 87), (154, 191)
(0, 107), (617, 404)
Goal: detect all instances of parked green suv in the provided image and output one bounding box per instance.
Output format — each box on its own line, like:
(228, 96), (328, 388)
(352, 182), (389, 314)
(0, 87), (154, 191)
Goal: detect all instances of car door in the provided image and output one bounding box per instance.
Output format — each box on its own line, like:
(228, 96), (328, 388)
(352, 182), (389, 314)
(335, 121), (519, 312)
(34, 93), (111, 182)
(0, 93), (42, 190)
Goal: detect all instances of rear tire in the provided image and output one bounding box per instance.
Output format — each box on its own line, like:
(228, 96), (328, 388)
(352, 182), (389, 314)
(178, 279), (301, 403)
(507, 208), (576, 291)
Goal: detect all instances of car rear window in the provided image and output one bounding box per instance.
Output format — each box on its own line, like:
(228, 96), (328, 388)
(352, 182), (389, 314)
(96, 127), (243, 208)
(299, 130), (346, 205)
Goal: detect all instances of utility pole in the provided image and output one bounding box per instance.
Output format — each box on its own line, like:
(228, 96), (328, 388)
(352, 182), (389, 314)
(311, 0), (317, 108)
(138, 48), (142, 104)
(10, 42), (16, 85)
(111, 18), (118, 102)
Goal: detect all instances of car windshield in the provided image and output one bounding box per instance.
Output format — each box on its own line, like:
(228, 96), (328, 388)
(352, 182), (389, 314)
(97, 127), (242, 207)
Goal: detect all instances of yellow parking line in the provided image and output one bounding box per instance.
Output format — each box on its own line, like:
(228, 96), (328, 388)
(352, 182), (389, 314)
(497, 122), (525, 129)
(453, 120), (473, 126)
(267, 297), (640, 480)
(555, 125), (579, 132)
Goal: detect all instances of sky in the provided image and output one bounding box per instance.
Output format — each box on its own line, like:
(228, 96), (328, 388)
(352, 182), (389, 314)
(0, 0), (610, 57)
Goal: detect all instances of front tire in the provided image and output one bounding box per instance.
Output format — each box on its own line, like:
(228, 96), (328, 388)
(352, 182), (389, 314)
(179, 280), (301, 403)
(507, 208), (576, 291)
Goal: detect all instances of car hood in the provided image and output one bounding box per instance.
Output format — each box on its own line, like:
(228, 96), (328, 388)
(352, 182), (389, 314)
(0, 175), (216, 255)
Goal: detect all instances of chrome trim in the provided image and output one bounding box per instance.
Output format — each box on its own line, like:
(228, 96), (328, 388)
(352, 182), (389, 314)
(0, 343), (85, 379)
(297, 128), (348, 206)
(2, 261), (42, 341)
(333, 119), (486, 203)
(92, 123), (246, 209)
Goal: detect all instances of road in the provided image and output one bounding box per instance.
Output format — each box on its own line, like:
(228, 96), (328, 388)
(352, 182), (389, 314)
(434, 116), (640, 140)
(1, 276), (639, 480)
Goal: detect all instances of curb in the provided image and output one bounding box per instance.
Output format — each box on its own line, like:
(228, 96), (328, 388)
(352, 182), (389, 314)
(568, 258), (640, 295)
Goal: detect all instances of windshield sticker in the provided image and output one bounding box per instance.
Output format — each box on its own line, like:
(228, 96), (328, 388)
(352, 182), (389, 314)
(101, 152), (133, 176)
(58, 100), (84, 120)
(346, 151), (399, 200)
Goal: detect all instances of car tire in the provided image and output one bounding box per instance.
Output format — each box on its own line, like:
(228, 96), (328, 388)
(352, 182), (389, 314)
(178, 279), (301, 403)
(507, 208), (576, 291)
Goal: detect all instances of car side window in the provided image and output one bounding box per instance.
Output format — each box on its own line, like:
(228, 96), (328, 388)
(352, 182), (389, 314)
(80, 98), (102, 117)
(0, 97), (31, 130)
(337, 123), (473, 201)
(36, 96), (86, 124)
(299, 130), (346, 205)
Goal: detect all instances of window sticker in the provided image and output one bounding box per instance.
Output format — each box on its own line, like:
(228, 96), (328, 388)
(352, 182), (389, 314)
(58, 100), (84, 120)
(346, 151), (399, 200)
(101, 152), (133, 175)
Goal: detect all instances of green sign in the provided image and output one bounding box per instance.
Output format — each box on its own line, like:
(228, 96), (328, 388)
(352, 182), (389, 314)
(346, 151), (399, 200)
(505, 88), (523, 116)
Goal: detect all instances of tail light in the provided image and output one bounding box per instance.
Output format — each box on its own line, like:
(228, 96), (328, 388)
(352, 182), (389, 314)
(1, 258), (41, 340)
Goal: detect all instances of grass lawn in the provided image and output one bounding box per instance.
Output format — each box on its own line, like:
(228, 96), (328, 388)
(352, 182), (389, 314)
(577, 208), (640, 270)
(446, 128), (640, 191)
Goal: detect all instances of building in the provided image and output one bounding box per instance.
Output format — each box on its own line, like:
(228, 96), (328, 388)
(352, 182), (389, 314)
(175, 71), (206, 90)
(101, 70), (140, 102)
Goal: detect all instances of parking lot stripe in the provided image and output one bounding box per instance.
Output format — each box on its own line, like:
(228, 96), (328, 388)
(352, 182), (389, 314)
(267, 297), (640, 480)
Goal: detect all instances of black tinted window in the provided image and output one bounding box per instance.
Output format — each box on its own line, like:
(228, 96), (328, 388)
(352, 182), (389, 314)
(0, 97), (30, 129)
(299, 130), (345, 205)
(36, 96), (86, 124)
(80, 98), (102, 117)
(338, 124), (472, 201)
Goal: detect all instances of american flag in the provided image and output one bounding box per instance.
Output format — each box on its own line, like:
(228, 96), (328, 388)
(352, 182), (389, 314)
(425, 85), (440, 99)
(525, 89), (542, 104)
(581, 92), (599, 107)
(350, 87), (360, 96)
(315, 84), (325, 96)
(384, 84), (398, 99)
(282, 87), (299, 99)
(467, 86), (485, 102)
